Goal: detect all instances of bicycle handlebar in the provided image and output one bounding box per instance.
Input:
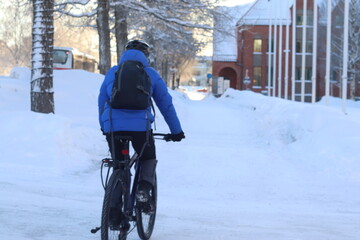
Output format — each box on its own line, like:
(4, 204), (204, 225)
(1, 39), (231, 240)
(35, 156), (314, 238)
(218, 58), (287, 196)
(153, 133), (170, 141)
(153, 133), (185, 142)
(153, 133), (168, 137)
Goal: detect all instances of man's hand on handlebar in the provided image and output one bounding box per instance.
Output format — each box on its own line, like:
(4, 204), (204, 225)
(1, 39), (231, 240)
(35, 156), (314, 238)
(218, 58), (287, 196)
(164, 131), (185, 142)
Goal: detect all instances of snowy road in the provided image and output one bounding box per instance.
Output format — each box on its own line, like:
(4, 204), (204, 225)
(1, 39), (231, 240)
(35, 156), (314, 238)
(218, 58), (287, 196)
(1, 70), (360, 240)
(153, 94), (360, 240)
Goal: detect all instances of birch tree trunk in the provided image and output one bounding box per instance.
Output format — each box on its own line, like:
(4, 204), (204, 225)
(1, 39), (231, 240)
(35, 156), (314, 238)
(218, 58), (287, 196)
(31, 0), (55, 114)
(97, 0), (111, 74)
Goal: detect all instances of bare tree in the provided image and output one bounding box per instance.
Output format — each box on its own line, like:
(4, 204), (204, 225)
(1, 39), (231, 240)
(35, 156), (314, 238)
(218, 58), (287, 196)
(53, 17), (98, 58)
(348, 0), (360, 99)
(113, 0), (128, 61)
(54, 0), (222, 77)
(55, 0), (110, 73)
(111, 0), (219, 82)
(319, 0), (360, 99)
(96, 0), (111, 74)
(31, 0), (55, 113)
(0, 0), (32, 75)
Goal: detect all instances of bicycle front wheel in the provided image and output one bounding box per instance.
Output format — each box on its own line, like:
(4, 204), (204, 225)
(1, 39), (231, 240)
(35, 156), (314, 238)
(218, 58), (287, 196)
(135, 175), (157, 240)
(101, 170), (123, 240)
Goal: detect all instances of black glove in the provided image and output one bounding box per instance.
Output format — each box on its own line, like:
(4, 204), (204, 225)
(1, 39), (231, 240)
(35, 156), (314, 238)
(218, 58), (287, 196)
(165, 131), (185, 142)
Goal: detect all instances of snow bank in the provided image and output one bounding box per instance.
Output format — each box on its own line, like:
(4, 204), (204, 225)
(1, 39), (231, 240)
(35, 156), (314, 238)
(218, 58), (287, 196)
(10, 66), (31, 81)
(0, 68), (30, 112)
(0, 68), (106, 176)
(220, 88), (360, 183)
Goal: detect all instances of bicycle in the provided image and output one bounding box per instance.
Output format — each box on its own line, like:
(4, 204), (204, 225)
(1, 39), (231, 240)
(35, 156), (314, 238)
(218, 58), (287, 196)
(91, 133), (169, 240)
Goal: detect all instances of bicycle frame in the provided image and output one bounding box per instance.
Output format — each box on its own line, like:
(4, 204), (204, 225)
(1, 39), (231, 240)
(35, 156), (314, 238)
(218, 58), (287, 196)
(92, 132), (168, 238)
(103, 139), (141, 220)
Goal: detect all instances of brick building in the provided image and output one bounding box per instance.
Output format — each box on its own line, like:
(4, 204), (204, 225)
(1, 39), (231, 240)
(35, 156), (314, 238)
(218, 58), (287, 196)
(213, 0), (360, 101)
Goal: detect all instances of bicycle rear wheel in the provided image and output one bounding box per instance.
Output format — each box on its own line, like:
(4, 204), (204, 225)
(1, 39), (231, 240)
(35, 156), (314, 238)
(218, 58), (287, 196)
(135, 175), (157, 240)
(101, 170), (124, 240)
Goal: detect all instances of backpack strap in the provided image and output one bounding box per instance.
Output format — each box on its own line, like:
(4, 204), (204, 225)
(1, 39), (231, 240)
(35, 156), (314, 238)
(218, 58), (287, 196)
(150, 98), (156, 130)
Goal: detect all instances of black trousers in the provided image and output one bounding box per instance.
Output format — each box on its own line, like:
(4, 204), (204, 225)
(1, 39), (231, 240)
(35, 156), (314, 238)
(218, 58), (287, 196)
(106, 131), (156, 161)
(106, 131), (157, 220)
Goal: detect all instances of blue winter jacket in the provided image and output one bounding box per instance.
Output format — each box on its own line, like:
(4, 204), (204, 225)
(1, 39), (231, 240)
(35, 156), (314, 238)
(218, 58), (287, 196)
(98, 49), (182, 134)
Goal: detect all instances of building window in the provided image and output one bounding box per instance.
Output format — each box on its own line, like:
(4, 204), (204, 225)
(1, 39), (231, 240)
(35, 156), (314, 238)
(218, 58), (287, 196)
(296, 41), (302, 53)
(296, 68), (301, 80)
(253, 67), (262, 86)
(296, 11), (313, 26)
(306, 67), (312, 80)
(296, 40), (313, 53)
(296, 67), (312, 80)
(307, 11), (313, 25)
(267, 39), (274, 53)
(332, 70), (340, 82)
(335, 15), (343, 28)
(254, 39), (262, 53)
(253, 55), (262, 66)
(296, 15), (303, 25)
(306, 41), (313, 53)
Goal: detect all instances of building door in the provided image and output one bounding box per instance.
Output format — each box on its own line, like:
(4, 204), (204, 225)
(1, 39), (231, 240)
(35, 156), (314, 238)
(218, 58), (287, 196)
(219, 67), (237, 89)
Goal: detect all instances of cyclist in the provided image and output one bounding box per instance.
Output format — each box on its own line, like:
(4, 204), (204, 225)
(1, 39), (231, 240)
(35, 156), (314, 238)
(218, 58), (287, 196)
(98, 39), (185, 232)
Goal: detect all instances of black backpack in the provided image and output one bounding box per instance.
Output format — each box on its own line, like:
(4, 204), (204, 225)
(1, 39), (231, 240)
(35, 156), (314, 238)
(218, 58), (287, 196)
(110, 60), (151, 110)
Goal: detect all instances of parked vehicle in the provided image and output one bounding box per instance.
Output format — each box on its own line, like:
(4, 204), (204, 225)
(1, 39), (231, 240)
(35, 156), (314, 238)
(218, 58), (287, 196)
(53, 47), (97, 72)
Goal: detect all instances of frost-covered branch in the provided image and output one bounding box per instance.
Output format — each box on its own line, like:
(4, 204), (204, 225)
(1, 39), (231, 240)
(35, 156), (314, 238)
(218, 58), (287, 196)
(111, 0), (214, 30)
(55, 0), (91, 9)
(56, 9), (96, 17)
(55, 0), (96, 18)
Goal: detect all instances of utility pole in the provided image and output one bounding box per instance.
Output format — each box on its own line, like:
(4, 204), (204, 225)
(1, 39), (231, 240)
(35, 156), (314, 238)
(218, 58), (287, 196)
(325, 0), (332, 104)
(268, 18), (273, 96)
(300, 0), (308, 102)
(291, 0), (297, 101)
(284, 0), (290, 100)
(278, 0), (283, 98)
(273, 6), (278, 97)
(311, 0), (318, 103)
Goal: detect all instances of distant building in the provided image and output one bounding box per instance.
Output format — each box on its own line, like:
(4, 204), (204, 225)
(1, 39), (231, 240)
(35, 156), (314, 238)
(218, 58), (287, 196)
(190, 56), (212, 86)
(213, 0), (360, 101)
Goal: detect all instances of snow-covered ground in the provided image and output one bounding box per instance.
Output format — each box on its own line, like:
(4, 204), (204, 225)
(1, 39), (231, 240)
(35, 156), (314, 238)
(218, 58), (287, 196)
(1, 68), (360, 240)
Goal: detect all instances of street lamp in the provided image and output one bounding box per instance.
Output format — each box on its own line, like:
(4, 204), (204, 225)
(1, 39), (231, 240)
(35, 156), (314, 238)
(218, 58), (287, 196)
(243, 69), (251, 90)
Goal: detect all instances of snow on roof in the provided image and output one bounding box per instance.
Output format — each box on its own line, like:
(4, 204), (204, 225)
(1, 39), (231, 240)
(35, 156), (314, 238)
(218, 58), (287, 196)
(237, 0), (293, 26)
(237, 0), (341, 26)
